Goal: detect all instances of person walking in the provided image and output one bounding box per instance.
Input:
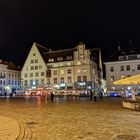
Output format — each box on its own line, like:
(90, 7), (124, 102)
(93, 91), (97, 102)
(90, 90), (93, 101)
(50, 92), (54, 102)
(99, 89), (103, 100)
(4, 91), (7, 98)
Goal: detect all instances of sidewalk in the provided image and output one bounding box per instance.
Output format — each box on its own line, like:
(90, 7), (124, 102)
(0, 116), (21, 140)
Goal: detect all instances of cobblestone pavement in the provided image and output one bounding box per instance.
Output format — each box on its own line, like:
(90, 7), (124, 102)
(0, 96), (140, 140)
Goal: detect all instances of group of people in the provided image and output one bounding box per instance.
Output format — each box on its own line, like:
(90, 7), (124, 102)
(90, 89), (103, 102)
(4, 92), (14, 98)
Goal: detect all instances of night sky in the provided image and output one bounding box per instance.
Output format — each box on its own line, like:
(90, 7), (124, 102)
(0, 0), (137, 66)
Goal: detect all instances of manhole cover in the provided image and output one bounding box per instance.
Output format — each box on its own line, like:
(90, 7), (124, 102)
(114, 135), (136, 140)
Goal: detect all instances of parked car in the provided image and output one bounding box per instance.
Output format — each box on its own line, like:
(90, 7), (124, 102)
(109, 92), (120, 97)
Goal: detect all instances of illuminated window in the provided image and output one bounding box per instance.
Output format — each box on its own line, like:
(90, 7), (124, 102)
(110, 76), (114, 81)
(121, 75), (125, 79)
(77, 61), (81, 65)
(57, 57), (63, 61)
(67, 62), (71, 66)
(68, 77), (71, 83)
(77, 69), (81, 73)
(48, 58), (54, 62)
(60, 70), (64, 75)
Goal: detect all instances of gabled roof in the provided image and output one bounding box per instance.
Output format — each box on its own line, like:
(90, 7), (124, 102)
(43, 48), (77, 62)
(34, 42), (49, 57)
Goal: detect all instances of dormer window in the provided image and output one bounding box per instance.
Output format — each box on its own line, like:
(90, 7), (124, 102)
(48, 58), (54, 62)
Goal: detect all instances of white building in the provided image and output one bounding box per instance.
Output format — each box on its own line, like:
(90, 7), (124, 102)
(0, 60), (21, 94)
(21, 42), (102, 92)
(104, 48), (140, 91)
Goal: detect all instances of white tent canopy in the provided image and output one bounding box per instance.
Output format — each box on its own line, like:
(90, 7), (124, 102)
(113, 74), (140, 85)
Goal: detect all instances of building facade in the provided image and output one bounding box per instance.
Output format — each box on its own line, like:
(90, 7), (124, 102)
(21, 42), (102, 92)
(104, 48), (140, 91)
(0, 60), (21, 94)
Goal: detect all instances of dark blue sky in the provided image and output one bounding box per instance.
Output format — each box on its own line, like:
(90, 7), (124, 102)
(0, 0), (138, 66)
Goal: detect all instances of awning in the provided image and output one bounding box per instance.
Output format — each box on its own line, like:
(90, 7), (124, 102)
(113, 74), (140, 85)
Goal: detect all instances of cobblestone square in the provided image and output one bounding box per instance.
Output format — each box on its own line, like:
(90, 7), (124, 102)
(0, 96), (140, 140)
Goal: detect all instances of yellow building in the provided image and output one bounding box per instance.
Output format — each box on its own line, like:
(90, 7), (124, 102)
(21, 42), (102, 92)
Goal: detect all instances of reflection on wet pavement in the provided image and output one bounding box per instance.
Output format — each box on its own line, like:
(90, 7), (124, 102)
(0, 96), (140, 140)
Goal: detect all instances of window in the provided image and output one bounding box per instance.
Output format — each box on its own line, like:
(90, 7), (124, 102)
(35, 79), (39, 85)
(77, 76), (81, 82)
(66, 56), (72, 60)
(77, 69), (81, 73)
(57, 57), (63, 61)
(41, 72), (44, 76)
(30, 80), (33, 86)
(110, 66), (114, 72)
(126, 65), (130, 71)
(60, 77), (64, 83)
(68, 77), (71, 83)
(120, 66), (124, 71)
(41, 79), (44, 85)
(31, 60), (34, 64)
(67, 69), (71, 74)
(137, 64), (140, 70)
(25, 73), (28, 78)
(24, 80), (28, 86)
(83, 76), (87, 82)
(30, 73), (33, 77)
(48, 58), (54, 62)
(35, 72), (39, 76)
(77, 61), (81, 65)
(35, 66), (38, 69)
(3, 81), (5, 85)
(35, 59), (38, 63)
(60, 70), (64, 75)
(110, 76), (114, 82)
(53, 71), (57, 75)
(31, 66), (34, 70)
(9, 80), (10, 85)
(54, 78), (57, 84)
(9, 73), (11, 77)
(39, 65), (42, 69)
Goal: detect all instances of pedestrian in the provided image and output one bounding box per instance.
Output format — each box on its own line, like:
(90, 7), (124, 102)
(100, 89), (103, 100)
(4, 91), (7, 98)
(93, 91), (97, 102)
(131, 89), (136, 101)
(50, 92), (54, 102)
(10, 92), (13, 98)
(90, 90), (93, 101)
